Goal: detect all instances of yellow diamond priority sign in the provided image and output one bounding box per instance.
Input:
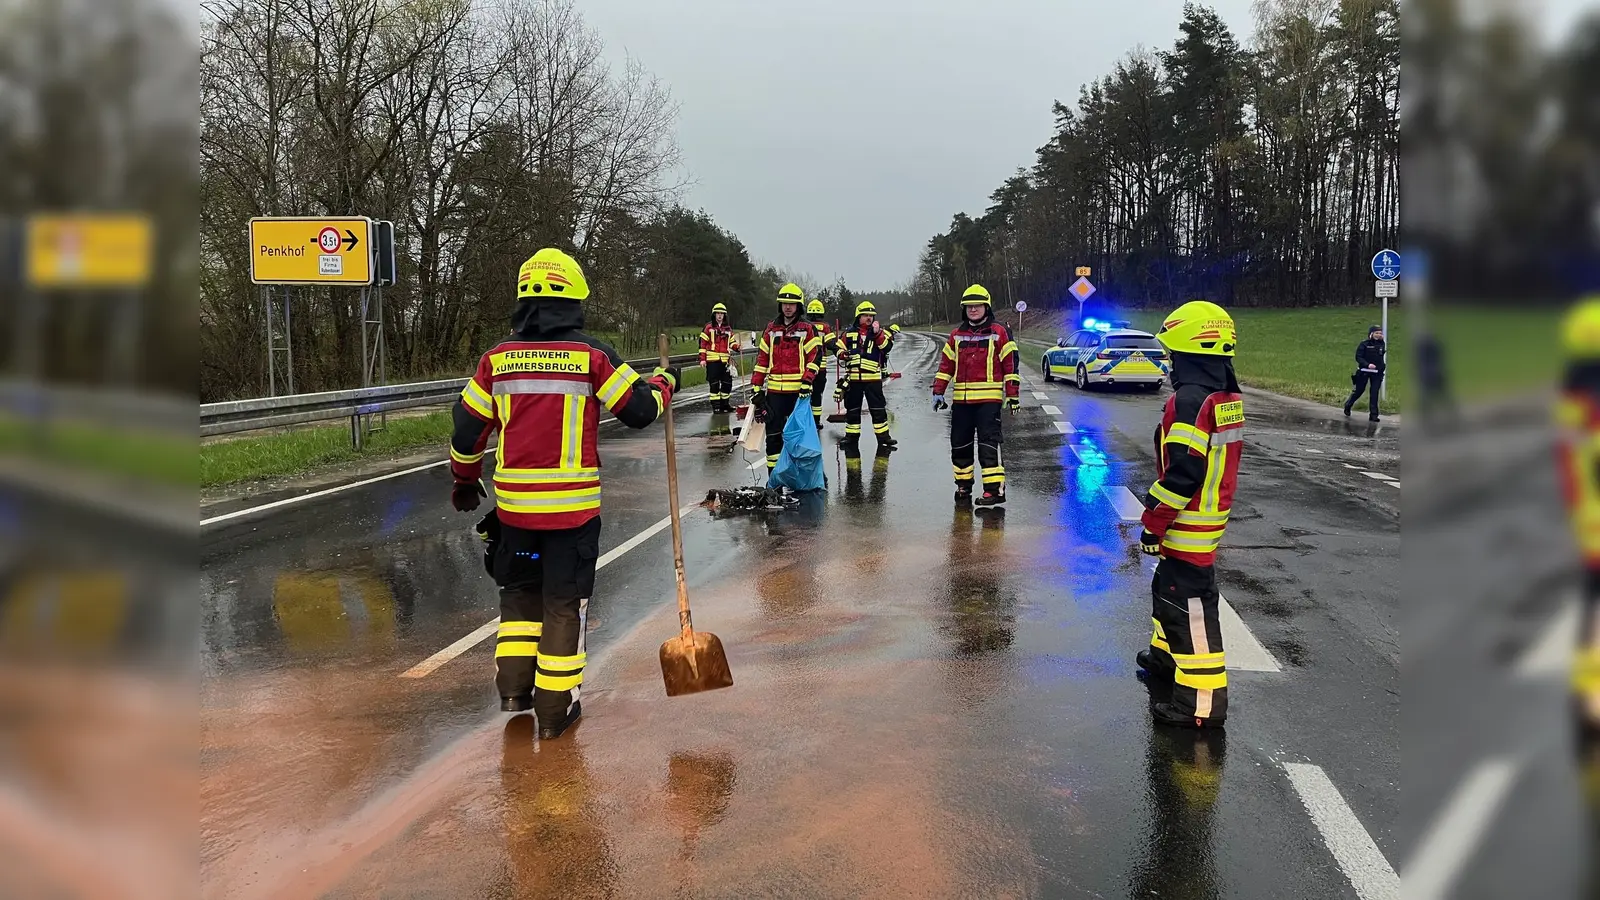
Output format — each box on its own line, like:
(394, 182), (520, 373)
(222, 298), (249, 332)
(1069, 276), (1096, 302)
(249, 217), (374, 285)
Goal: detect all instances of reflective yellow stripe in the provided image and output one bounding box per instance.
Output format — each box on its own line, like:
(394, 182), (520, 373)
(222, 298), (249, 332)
(496, 467), (599, 484)
(1161, 530), (1224, 551)
(451, 446), (483, 465)
(560, 394), (584, 469)
(536, 652), (585, 691)
(1175, 668), (1228, 691)
(1004, 374), (1021, 384)
(498, 622), (542, 636)
(461, 379), (493, 418)
(597, 366), (637, 408)
(1148, 481), (1190, 509)
(1000, 340), (1018, 358)
(1202, 445), (1226, 513)
(1166, 422), (1209, 454)
(1173, 651), (1225, 668)
(497, 486), (603, 501)
(1573, 649), (1600, 692)
(496, 642), (538, 658)
(1150, 618), (1170, 652)
(942, 343), (957, 360)
(1174, 509), (1230, 526)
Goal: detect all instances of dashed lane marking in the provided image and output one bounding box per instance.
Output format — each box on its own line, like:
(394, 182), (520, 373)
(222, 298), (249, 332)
(1220, 594), (1282, 672)
(1516, 597), (1577, 678)
(1032, 391), (1049, 400)
(1343, 463), (1361, 470)
(1042, 404), (1062, 416)
(399, 504), (700, 678)
(1401, 758), (1520, 900)
(1302, 447), (1325, 454)
(1284, 762), (1401, 900)
(1053, 421), (1075, 435)
(1104, 485), (1144, 522)
(1362, 471), (1396, 482)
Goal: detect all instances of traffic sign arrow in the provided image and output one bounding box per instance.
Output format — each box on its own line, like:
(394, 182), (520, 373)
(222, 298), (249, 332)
(343, 229), (360, 251)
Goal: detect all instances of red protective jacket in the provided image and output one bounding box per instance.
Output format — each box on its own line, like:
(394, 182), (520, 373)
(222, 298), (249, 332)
(933, 320), (1021, 403)
(1140, 385), (1244, 566)
(751, 317), (820, 394)
(450, 334), (671, 530)
(698, 322), (739, 364)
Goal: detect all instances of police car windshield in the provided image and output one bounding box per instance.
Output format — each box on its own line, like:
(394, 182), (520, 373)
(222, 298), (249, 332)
(1104, 335), (1161, 350)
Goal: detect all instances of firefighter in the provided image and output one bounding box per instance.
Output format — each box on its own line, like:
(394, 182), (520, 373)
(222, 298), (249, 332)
(1558, 296), (1600, 739)
(837, 301), (897, 454)
(450, 248), (678, 740)
(806, 299), (839, 429)
(699, 302), (740, 413)
(932, 285), (1021, 506)
(750, 283), (822, 472)
(1134, 299), (1242, 730)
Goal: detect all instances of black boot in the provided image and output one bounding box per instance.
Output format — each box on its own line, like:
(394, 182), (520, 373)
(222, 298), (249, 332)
(537, 701), (582, 740)
(1136, 650), (1174, 682)
(1151, 700), (1223, 729)
(877, 435), (898, 451)
(954, 484), (973, 503)
(975, 487), (1006, 506)
(501, 694), (533, 712)
(1342, 400), (1353, 417)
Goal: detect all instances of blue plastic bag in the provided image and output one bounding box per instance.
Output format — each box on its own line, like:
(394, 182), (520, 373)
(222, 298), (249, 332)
(768, 407), (825, 492)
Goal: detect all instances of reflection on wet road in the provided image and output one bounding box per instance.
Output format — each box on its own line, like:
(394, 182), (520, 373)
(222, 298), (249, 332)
(201, 332), (1400, 899)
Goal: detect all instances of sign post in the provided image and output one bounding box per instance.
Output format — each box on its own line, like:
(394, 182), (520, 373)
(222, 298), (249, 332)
(1015, 299), (1028, 335)
(1371, 249), (1400, 402)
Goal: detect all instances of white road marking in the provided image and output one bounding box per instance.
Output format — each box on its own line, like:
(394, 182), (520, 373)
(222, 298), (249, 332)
(1032, 391), (1049, 400)
(1042, 404), (1062, 416)
(1283, 762), (1401, 900)
(1052, 421), (1075, 434)
(201, 390), (711, 528)
(1219, 594), (1281, 672)
(1385, 481), (1400, 489)
(1516, 598), (1578, 678)
(1362, 471), (1396, 482)
(1104, 485), (1144, 522)
(1401, 758), (1520, 900)
(1301, 447), (1325, 454)
(400, 504), (698, 678)
(749, 457), (766, 471)
(1343, 463), (1361, 470)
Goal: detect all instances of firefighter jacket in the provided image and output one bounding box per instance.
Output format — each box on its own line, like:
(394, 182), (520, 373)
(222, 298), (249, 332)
(751, 317), (821, 394)
(812, 321), (840, 357)
(932, 319), (1021, 403)
(698, 321), (739, 365)
(450, 301), (672, 531)
(1557, 378), (1600, 567)
(838, 324), (892, 382)
(1140, 376), (1243, 567)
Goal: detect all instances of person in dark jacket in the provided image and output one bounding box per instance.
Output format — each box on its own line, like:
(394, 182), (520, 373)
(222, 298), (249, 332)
(1343, 325), (1386, 422)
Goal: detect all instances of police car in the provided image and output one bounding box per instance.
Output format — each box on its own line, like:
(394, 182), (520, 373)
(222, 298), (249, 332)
(1041, 320), (1167, 391)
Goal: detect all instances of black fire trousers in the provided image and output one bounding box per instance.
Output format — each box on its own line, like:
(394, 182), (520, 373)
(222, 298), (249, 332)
(1147, 557), (1228, 723)
(763, 391), (802, 471)
(950, 402), (1004, 489)
(843, 380), (890, 445)
(492, 517), (601, 725)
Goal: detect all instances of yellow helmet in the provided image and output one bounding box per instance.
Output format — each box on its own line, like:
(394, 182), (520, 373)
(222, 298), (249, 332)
(517, 248), (590, 301)
(777, 283), (804, 304)
(961, 284), (992, 305)
(889, 323), (901, 333)
(1156, 300), (1237, 357)
(806, 299), (826, 315)
(855, 301), (877, 318)
(1564, 296), (1600, 359)
(712, 302), (728, 315)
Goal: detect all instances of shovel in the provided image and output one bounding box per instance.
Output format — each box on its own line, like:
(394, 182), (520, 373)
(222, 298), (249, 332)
(825, 356), (851, 424)
(656, 333), (735, 697)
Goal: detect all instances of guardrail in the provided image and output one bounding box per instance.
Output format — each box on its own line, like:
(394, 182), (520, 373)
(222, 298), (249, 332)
(201, 348), (756, 445)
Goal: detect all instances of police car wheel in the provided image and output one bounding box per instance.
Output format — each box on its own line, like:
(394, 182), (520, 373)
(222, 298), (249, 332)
(1042, 358), (1055, 382)
(1075, 365), (1089, 390)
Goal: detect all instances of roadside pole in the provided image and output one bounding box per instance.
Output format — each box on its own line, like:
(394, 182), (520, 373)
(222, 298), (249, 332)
(1371, 250), (1400, 403)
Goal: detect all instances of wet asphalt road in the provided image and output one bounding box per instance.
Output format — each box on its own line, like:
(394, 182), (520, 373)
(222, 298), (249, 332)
(201, 332), (1401, 899)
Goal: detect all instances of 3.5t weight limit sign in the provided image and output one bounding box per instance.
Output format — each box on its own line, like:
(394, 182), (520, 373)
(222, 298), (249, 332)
(250, 217), (374, 285)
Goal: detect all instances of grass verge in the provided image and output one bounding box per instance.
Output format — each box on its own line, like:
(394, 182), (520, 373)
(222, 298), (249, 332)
(201, 363), (714, 488)
(0, 416), (195, 486)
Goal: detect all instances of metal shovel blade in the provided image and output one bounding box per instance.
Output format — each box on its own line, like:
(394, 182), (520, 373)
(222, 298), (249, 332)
(659, 629), (734, 697)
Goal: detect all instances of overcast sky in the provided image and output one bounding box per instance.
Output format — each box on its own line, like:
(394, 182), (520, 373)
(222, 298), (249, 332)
(577, 0), (1598, 291)
(576, 0), (1262, 290)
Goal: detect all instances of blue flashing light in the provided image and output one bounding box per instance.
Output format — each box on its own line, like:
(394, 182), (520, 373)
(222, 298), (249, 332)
(1082, 317), (1097, 328)
(1093, 322), (1111, 333)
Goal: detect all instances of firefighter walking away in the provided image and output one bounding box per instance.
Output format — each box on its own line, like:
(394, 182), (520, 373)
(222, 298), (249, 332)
(1135, 300), (1241, 730)
(699, 302), (740, 413)
(1558, 296), (1600, 741)
(449, 248), (677, 740)
(750, 283), (822, 472)
(837, 301), (897, 454)
(932, 285), (1020, 506)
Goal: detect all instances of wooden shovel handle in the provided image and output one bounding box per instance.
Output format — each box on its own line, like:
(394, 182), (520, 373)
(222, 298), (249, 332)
(659, 334), (694, 641)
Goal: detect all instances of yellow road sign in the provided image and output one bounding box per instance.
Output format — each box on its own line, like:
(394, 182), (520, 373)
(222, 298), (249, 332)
(1075, 265), (1092, 278)
(25, 213), (153, 289)
(249, 217), (374, 285)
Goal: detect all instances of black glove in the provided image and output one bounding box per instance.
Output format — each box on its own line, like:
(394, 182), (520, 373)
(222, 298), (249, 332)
(452, 478), (486, 512)
(1138, 529), (1162, 556)
(1004, 397), (1021, 412)
(652, 365), (681, 390)
(751, 389), (766, 422)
